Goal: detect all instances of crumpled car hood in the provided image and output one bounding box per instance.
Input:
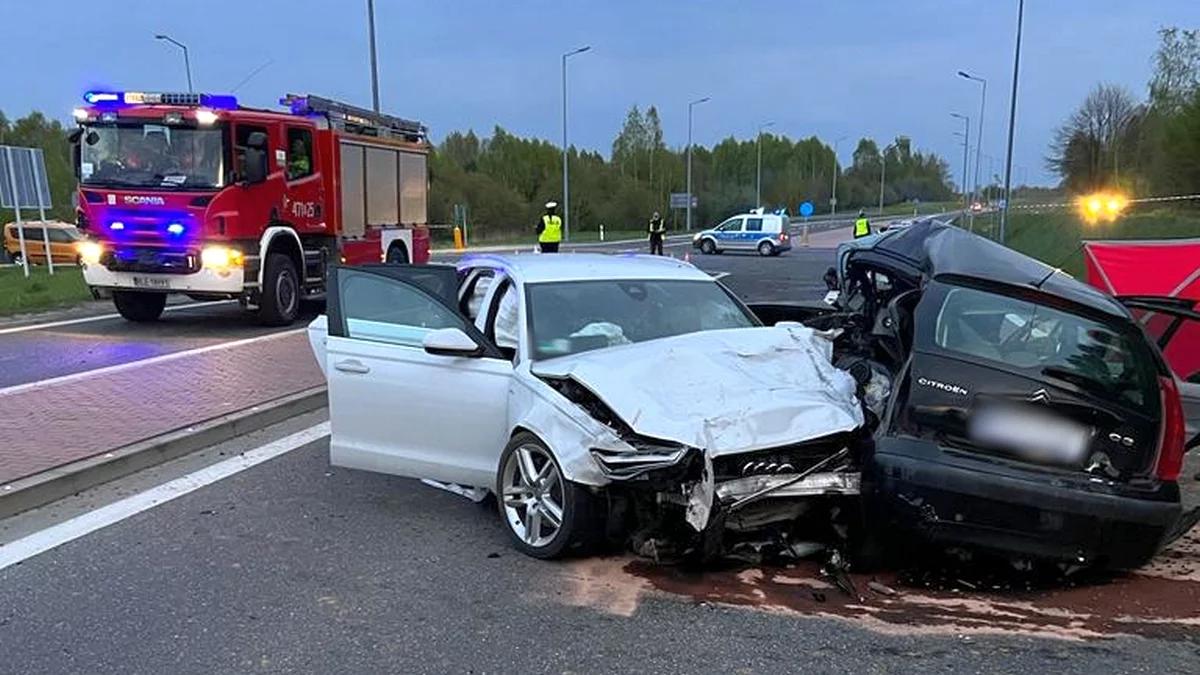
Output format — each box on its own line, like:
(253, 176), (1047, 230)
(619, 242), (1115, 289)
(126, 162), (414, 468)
(532, 325), (864, 455)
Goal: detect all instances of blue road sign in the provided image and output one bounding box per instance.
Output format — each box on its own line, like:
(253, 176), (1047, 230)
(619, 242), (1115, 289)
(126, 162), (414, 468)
(799, 201), (814, 218)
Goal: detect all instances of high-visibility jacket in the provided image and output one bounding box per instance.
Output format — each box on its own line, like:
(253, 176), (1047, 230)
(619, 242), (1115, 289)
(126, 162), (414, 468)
(854, 217), (871, 238)
(648, 218), (666, 235)
(539, 214), (563, 243)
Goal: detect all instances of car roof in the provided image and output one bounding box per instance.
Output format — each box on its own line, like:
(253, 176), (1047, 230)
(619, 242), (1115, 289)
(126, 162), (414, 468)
(844, 219), (1130, 318)
(459, 253), (715, 284)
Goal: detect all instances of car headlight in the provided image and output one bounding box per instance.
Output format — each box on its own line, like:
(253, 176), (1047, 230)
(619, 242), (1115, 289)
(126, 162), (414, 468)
(200, 245), (244, 270)
(693, 233), (701, 242)
(77, 241), (103, 265)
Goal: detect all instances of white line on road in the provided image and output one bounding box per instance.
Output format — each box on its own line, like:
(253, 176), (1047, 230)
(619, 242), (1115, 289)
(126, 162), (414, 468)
(0, 327), (306, 398)
(0, 422), (330, 572)
(711, 272), (731, 280)
(0, 300), (237, 336)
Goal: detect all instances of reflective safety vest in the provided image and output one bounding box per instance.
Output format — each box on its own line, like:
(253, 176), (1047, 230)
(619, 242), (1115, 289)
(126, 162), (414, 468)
(539, 214), (563, 243)
(854, 217), (871, 238)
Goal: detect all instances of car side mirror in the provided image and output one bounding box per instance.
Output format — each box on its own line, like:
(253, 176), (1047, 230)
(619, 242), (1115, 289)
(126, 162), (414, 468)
(423, 327), (483, 358)
(823, 266), (839, 291)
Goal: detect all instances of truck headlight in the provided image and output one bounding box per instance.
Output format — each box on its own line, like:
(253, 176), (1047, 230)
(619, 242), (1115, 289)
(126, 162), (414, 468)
(200, 245), (244, 270)
(77, 241), (103, 266)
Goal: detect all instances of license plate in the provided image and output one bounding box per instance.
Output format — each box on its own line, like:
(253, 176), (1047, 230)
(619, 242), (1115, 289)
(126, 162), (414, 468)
(969, 407), (1091, 464)
(132, 275), (170, 289)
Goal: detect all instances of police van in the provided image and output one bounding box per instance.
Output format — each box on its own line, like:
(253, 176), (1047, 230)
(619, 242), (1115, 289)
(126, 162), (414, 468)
(692, 209), (792, 256)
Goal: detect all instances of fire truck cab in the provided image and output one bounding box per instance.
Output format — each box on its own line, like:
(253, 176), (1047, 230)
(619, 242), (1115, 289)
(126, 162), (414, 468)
(70, 91), (431, 325)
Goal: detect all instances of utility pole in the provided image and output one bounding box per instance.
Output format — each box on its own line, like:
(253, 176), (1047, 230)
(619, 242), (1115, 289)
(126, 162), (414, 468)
(561, 46), (590, 242)
(756, 121), (775, 208)
(878, 143), (892, 215)
(951, 113), (971, 222)
(154, 34), (193, 93)
(958, 71), (987, 231)
(686, 97), (710, 231)
(1000, 0), (1025, 244)
(831, 136), (846, 215)
(366, 0), (380, 111)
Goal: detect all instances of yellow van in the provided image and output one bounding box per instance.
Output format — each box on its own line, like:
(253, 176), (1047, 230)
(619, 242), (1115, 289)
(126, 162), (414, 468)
(4, 221), (85, 265)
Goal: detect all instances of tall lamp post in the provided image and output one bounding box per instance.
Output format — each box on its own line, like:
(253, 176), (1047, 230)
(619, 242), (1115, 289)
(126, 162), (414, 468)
(878, 142), (895, 215)
(756, 121), (775, 208)
(958, 70), (987, 230)
(366, 0), (380, 111)
(561, 45), (590, 242)
(951, 113), (971, 221)
(154, 34), (193, 93)
(686, 96), (710, 231)
(831, 135), (846, 215)
(1000, 0), (1025, 244)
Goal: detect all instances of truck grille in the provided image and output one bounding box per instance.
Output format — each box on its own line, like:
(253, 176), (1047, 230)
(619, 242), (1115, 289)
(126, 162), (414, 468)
(103, 247), (200, 274)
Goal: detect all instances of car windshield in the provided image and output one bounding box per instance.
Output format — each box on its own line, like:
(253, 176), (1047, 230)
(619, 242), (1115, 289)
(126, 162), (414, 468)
(79, 123), (225, 189)
(526, 279), (756, 360)
(932, 285), (1160, 408)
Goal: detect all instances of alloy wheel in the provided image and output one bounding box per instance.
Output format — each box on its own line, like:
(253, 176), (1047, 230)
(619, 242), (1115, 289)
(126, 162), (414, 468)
(500, 444), (565, 548)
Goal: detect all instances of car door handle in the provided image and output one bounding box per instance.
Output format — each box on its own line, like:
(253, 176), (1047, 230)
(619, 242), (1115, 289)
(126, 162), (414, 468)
(334, 359), (370, 374)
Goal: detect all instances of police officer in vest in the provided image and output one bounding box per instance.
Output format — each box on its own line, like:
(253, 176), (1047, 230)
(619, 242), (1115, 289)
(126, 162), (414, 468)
(854, 209), (872, 239)
(648, 211), (666, 255)
(536, 201), (563, 253)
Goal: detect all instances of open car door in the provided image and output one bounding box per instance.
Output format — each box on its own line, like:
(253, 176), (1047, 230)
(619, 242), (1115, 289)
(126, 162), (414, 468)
(324, 264), (513, 488)
(1118, 296), (1200, 450)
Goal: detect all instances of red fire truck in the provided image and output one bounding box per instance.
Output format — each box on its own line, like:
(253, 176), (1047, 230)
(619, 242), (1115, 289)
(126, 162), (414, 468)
(70, 91), (431, 325)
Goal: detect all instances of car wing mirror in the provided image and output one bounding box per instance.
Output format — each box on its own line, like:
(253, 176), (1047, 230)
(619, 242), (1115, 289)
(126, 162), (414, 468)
(823, 266), (839, 291)
(423, 327), (483, 358)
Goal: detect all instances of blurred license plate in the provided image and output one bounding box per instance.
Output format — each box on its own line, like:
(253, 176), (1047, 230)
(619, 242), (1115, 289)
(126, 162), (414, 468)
(969, 407), (1091, 464)
(132, 276), (169, 289)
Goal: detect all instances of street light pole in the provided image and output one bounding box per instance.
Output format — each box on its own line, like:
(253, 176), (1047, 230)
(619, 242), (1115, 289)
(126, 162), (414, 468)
(951, 113), (971, 222)
(154, 34), (193, 93)
(831, 135), (846, 216)
(878, 143), (892, 215)
(366, 0), (380, 111)
(958, 70), (987, 231)
(686, 97), (710, 231)
(1000, 0), (1025, 244)
(561, 46), (590, 243)
(756, 121), (775, 208)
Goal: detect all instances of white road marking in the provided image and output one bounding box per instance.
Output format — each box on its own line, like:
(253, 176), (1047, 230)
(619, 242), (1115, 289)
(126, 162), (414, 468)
(0, 327), (306, 398)
(711, 272), (731, 280)
(0, 300), (237, 336)
(0, 422), (330, 571)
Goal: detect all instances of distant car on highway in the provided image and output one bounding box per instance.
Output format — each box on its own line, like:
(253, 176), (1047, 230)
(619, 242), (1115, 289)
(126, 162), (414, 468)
(692, 211), (791, 256)
(4, 221), (85, 266)
(795, 220), (1196, 569)
(308, 254), (865, 560)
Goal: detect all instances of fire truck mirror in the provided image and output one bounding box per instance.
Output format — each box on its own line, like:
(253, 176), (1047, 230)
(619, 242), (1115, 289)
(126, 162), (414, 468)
(246, 131), (268, 149)
(243, 147), (268, 184)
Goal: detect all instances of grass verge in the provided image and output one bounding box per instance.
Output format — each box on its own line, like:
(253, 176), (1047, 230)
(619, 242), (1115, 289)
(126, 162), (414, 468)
(1005, 206), (1200, 278)
(0, 265), (91, 316)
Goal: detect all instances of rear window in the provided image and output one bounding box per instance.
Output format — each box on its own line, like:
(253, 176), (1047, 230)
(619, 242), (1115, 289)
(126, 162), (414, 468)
(929, 285), (1160, 408)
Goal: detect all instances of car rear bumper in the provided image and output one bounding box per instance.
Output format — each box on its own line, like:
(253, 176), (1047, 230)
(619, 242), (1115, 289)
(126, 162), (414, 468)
(82, 263), (245, 295)
(866, 437), (1182, 568)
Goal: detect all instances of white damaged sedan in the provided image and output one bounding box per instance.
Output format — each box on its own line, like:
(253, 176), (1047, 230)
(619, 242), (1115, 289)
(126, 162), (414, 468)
(308, 254), (865, 559)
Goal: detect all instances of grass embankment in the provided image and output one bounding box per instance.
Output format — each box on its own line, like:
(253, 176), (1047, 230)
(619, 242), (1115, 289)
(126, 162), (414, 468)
(1005, 206), (1200, 278)
(0, 265), (91, 316)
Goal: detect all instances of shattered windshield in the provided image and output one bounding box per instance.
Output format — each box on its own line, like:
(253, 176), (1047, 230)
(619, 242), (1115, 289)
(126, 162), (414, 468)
(79, 123), (225, 189)
(526, 279), (756, 360)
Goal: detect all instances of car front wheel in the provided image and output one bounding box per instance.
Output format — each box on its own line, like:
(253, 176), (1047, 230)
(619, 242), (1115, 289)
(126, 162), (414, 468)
(497, 432), (600, 559)
(758, 241), (775, 257)
(699, 238), (716, 255)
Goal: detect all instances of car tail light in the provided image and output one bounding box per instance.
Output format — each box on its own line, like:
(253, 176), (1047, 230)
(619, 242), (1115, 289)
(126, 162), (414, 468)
(779, 232), (789, 241)
(1154, 375), (1186, 481)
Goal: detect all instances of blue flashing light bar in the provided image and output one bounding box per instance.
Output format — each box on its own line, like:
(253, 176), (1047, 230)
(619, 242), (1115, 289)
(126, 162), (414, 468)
(82, 91), (238, 110)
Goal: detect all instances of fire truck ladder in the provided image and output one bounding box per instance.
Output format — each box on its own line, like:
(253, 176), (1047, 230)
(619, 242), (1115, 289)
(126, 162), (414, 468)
(280, 94), (427, 142)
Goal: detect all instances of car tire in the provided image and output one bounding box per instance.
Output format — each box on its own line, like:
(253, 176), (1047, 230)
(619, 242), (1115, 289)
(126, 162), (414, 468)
(112, 291), (167, 322)
(496, 432), (602, 559)
(699, 238), (716, 255)
(385, 243), (410, 265)
(258, 252), (300, 326)
(758, 241), (775, 257)
(11, 252), (23, 266)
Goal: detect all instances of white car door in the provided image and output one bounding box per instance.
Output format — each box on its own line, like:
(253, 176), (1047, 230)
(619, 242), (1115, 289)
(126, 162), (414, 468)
(325, 265), (512, 487)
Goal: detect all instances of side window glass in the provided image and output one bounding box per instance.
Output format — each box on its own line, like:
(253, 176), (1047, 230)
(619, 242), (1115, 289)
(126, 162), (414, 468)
(718, 218), (742, 232)
(234, 124), (268, 179)
(462, 270), (495, 321)
(287, 127), (314, 180)
(745, 218), (764, 232)
(488, 282), (519, 353)
(340, 270), (467, 348)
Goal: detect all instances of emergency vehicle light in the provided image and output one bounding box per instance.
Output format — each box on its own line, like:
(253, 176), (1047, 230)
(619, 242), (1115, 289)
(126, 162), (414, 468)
(82, 91), (238, 109)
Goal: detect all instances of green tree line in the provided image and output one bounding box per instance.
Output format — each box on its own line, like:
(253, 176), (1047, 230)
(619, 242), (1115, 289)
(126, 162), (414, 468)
(1, 104), (956, 238)
(1048, 26), (1200, 197)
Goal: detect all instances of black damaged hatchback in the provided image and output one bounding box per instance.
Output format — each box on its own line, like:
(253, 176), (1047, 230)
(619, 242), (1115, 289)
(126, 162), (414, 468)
(775, 220), (1197, 569)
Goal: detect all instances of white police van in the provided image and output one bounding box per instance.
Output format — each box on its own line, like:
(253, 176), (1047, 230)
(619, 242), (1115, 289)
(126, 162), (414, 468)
(692, 209), (792, 256)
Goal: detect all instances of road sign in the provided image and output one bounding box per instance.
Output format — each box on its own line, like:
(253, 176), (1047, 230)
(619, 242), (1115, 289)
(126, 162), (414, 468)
(799, 201), (814, 218)
(669, 192), (697, 209)
(0, 146), (52, 209)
